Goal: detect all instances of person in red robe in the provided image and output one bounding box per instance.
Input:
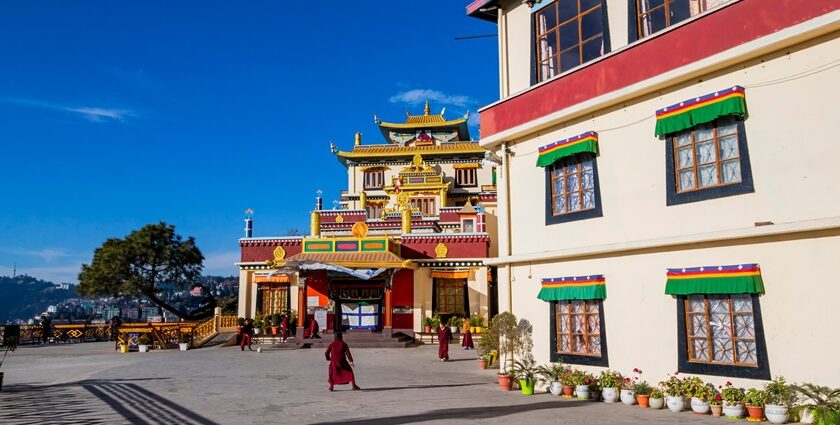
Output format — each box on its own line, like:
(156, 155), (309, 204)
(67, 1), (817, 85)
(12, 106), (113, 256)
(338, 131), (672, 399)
(240, 318), (254, 351)
(280, 315), (290, 342)
(461, 327), (474, 350)
(303, 316), (321, 339)
(437, 322), (452, 361)
(325, 332), (360, 391)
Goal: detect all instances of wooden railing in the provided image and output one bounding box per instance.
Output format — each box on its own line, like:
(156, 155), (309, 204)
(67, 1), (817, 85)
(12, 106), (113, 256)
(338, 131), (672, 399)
(0, 323), (111, 346)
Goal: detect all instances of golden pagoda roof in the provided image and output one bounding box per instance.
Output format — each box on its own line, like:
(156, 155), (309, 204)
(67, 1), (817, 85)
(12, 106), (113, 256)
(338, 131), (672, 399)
(381, 115), (467, 129)
(337, 142), (486, 159)
(285, 251), (414, 269)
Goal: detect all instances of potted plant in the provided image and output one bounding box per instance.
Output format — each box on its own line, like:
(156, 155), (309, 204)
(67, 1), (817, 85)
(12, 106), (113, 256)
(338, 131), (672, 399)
(661, 373), (687, 412)
(635, 380), (652, 408)
(470, 313), (485, 333)
(513, 358), (540, 396)
(791, 383), (840, 425)
(178, 332), (190, 351)
(430, 314), (441, 332)
(721, 381), (746, 418)
(423, 315), (433, 333)
(138, 334), (151, 353)
(745, 388), (768, 421)
(710, 390), (723, 417)
(538, 362), (567, 397)
(571, 370), (594, 400)
(253, 313), (264, 335)
(489, 312), (519, 391)
(620, 370), (639, 405)
(684, 376), (712, 414)
(599, 370), (622, 403)
(478, 354), (491, 370)
(765, 376), (796, 424)
(448, 315), (462, 334)
(559, 369), (576, 398)
(589, 379), (602, 402)
(271, 313), (282, 336)
(476, 326), (498, 369)
(650, 387), (666, 410)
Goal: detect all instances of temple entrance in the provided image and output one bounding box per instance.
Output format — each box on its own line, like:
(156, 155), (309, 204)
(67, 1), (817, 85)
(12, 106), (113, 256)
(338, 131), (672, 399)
(329, 281), (384, 332)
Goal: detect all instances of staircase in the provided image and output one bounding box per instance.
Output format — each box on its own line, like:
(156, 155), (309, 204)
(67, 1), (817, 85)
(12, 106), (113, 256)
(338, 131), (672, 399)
(296, 330), (416, 349)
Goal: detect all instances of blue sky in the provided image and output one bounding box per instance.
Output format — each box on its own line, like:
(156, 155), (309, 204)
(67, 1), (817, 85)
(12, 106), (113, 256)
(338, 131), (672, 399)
(0, 1), (498, 283)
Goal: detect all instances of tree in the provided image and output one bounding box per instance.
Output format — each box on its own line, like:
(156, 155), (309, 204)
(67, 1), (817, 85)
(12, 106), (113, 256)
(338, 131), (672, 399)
(77, 222), (215, 320)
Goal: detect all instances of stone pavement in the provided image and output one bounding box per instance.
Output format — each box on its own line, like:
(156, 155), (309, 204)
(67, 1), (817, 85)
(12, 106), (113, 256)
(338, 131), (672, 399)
(0, 341), (731, 424)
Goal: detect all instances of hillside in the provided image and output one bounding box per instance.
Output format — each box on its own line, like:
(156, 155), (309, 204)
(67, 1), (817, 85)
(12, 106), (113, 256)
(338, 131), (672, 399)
(0, 275), (77, 322)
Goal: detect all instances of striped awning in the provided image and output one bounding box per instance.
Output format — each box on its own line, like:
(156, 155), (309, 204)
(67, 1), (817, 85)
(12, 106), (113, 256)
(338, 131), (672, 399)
(538, 275), (606, 301)
(655, 86), (747, 136)
(536, 131), (599, 167)
(254, 275), (291, 283)
(665, 264), (764, 295)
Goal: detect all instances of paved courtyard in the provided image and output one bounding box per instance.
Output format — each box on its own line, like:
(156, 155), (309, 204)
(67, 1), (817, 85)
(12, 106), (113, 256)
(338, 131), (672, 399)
(1, 341), (731, 424)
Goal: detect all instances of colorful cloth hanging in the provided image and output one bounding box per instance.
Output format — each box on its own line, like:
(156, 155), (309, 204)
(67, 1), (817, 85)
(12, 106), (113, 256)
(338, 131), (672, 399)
(536, 131), (599, 167)
(654, 86), (746, 136)
(664, 263), (764, 295)
(537, 275), (606, 301)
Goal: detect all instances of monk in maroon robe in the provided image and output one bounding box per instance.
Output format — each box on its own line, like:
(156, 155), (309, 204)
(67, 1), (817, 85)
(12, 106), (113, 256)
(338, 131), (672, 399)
(325, 332), (359, 391)
(461, 327), (474, 350)
(437, 322), (452, 361)
(280, 316), (290, 342)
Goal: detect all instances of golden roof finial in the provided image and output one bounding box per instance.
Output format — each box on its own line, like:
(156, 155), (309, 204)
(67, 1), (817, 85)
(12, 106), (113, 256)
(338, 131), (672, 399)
(355, 132), (362, 146)
(424, 100), (430, 116)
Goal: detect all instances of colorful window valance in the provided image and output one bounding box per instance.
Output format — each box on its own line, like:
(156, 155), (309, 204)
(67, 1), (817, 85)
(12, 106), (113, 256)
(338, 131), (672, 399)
(431, 270), (470, 279)
(536, 131), (599, 167)
(664, 264), (765, 295)
(538, 275), (606, 301)
(654, 86), (747, 137)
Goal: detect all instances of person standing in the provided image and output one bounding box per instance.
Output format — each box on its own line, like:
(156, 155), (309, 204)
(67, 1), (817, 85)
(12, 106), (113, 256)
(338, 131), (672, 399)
(240, 318), (254, 351)
(41, 315), (52, 344)
(461, 321), (474, 350)
(437, 321), (452, 361)
(280, 315), (290, 342)
(325, 332), (359, 391)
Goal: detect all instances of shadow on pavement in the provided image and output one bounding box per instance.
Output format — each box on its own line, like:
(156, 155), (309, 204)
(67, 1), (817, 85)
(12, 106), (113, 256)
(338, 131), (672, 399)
(358, 382), (485, 392)
(311, 400), (589, 424)
(0, 378), (219, 425)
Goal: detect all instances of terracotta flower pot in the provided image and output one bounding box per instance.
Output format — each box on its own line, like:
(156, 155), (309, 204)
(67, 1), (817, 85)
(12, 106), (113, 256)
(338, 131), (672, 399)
(478, 359), (488, 369)
(562, 385), (575, 398)
(746, 405), (765, 421)
(271, 326), (279, 336)
(498, 374), (512, 391)
(637, 394), (650, 408)
(424, 326), (431, 333)
(711, 404), (723, 417)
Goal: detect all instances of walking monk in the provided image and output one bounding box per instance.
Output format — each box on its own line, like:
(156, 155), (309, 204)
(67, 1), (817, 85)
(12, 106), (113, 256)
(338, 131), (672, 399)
(280, 315), (290, 342)
(461, 320), (474, 350)
(437, 321), (452, 361)
(325, 332), (360, 391)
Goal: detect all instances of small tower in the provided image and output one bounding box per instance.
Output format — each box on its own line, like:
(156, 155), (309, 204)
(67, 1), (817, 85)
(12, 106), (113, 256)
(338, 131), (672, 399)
(243, 208), (254, 238)
(315, 189), (323, 211)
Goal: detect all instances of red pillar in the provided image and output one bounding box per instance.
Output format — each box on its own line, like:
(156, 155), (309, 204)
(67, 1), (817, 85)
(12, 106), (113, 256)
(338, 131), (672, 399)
(383, 285), (392, 336)
(296, 276), (307, 338)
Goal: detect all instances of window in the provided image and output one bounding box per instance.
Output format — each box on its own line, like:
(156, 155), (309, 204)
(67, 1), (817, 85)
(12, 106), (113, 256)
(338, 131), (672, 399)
(256, 283), (289, 316)
(456, 168), (477, 187)
(545, 153), (603, 224)
(366, 202), (383, 220)
(676, 294), (769, 379)
(534, 0), (608, 83)
(550, 300), (609, 366)
(433, 279), (467, 315)
(364, 170), (384, 189)
(635, 0), (731, 39)
(666, 117), (753, 205)
(462, 218), (475, 233)
(410, 197), (436, 216)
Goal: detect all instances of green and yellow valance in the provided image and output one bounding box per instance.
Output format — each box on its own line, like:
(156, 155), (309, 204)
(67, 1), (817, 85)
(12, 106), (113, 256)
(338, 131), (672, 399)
(665, 264), (764, 295)
(654, 86), (747, 136)
(538, 275), (606, 301)
(536, 131), (599, 167)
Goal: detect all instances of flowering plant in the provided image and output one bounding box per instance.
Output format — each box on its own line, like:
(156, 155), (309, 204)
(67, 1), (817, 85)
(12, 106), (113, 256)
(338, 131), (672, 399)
(710, 392), (723, 406)
(745, 388), (767, 407)
(721, 381), (745, 405)
(570, 369), (594, 386)
(650, 387), (665, 399)
(598, 370), (622, 389)
(560, 369), (576, 386)
(659, 372), (686, 397)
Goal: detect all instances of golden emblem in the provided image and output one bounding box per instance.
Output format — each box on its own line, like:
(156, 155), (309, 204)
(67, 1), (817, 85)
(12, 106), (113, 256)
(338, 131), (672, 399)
(335, 215), (344, 223)
(273, 246), (286, 261)
(434, 243), (448, 258)
(412, 154), (424, 168)
(351, 222), (369, 238)
(397, 192), (409, 209)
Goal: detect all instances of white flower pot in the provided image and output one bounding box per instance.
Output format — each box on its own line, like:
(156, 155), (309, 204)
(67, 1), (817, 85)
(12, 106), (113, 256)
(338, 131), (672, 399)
(800, 408), (814, 424)
(138, 345), (148, 353)
(450, 326), (458, 334)
(254, 328), (261, 335)
(691, 397), (711, 414)
(576, 385), (590, 400)
(179, 342), (189, 351)
(620, 389), (636, 405)
(667, 396), (686, 412)
(723, 402), (744, 418)
(602, 387), (619, 403)
(549, 381), (563, 396)
(765, 404), (789, 424)
(650, 397), (665, 409)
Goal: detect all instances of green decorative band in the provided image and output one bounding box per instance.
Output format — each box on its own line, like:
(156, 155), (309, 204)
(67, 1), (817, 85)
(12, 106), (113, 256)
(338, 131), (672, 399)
(654, 86), (746, 136)
(537, 275), (606, 301)
(536, 131), (598, 168)
(360, 240), (386, 252)
(304, 240), (334, 253)
(664, 264), (764, 295)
